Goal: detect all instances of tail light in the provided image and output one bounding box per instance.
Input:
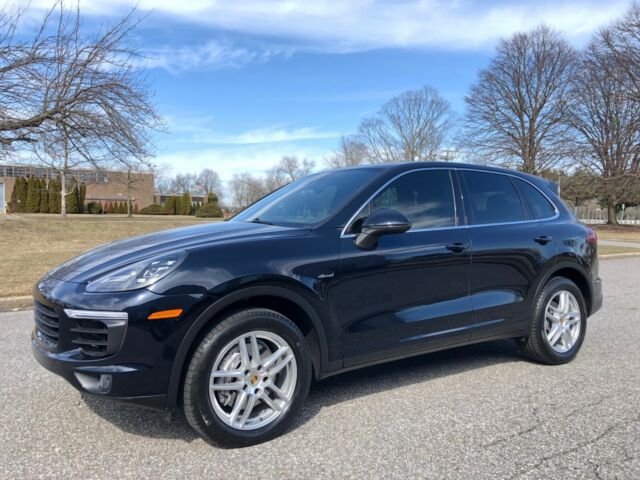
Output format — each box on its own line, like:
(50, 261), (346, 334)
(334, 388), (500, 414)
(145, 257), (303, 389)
(586, 228), (597, 245)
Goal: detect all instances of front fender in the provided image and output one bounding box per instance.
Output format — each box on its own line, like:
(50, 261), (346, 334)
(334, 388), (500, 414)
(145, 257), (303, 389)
(165, 283), (332, 408)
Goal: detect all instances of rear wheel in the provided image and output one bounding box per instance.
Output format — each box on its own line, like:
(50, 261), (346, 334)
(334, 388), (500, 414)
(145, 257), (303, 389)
(183, 308), (312, 447)
(518, 277), (587, 365)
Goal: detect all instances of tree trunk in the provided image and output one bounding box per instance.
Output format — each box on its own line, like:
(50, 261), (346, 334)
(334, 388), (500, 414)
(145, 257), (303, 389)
(606, 202), (618, 225)
(127, 169), (132, 217)
(60, 134), (69, 219)
(60, 173), (67, 219)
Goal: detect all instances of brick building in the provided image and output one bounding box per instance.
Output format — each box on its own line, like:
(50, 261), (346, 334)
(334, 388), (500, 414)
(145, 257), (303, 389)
(0, 164), (154, 213)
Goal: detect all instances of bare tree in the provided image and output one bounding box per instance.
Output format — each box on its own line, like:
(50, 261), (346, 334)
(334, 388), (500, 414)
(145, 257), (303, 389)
(112, 157), (155, 217)
(463, 26), (577, 174)
(197, 168), (223, 196)
(264, 155), (314, 191)
(325, 134), (367, 168)
(172, 172), (197, 194)
(567, 33), (640, 225)
(263, 167), (286, 193)
(357, 85), (453, 163)
(0, 5), (52, 149)
(25, 3), (162, 217)
(600, 2), (640, 103)
(228, 172), (267, 210)
(274, 155), (314, 182)
(153, 163), (173, 195)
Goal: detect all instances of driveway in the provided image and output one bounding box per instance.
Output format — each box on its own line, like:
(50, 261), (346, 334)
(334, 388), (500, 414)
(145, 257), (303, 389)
(1, 258), (638, 479)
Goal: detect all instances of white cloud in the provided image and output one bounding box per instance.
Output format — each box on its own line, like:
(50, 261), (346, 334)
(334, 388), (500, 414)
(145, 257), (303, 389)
(189, 126), (339, 145)
(155, 118), (338, 184)
(164, 116), (340, 145)
(142, 40), (292, 73)
(30, 0), (633, 52)
(153, 143), (332, 184)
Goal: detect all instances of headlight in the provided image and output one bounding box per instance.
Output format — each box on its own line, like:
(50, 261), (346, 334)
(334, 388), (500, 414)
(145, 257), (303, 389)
(86, 251), (187, 293)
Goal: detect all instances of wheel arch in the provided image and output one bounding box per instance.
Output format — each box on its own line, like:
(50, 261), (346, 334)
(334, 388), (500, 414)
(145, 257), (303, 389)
(535, 260), (594, 315)
(166, 284), (329, 408)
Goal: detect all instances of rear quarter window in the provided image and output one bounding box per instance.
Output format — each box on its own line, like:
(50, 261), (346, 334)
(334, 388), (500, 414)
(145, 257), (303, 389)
(512, 178), (557, 220)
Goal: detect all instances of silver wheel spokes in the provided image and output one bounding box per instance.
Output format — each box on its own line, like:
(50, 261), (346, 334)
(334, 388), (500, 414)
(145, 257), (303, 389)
(544, 290), (581, 353)
(209, 331), (297, 431)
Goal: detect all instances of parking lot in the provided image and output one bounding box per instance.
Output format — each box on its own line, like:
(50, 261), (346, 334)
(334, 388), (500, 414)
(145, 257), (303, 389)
(1, 257), (638, 479)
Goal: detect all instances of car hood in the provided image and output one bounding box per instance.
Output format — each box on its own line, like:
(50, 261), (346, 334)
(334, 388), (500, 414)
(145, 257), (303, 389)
(46, 220), (308, 284)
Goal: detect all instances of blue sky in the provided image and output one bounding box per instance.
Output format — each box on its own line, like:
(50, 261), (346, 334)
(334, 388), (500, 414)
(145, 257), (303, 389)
(27, 0), (636, 181)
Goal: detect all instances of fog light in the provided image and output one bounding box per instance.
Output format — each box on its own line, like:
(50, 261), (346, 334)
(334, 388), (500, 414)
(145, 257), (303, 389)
(74, 372), (113, 394)
(99, 374), (112, 393)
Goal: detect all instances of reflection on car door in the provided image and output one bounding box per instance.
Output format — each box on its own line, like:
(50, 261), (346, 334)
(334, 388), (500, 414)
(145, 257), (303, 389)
(334, 169), (473, 368)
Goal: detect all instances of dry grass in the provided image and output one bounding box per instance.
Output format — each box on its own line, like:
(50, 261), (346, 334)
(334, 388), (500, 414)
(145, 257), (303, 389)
(0, 214), (213, 299)
(592, 225), (640, 242)
(598, 245), (640, 256)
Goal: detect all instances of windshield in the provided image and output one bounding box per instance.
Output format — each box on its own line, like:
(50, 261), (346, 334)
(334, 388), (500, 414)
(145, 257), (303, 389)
(231, 168), (380, 227)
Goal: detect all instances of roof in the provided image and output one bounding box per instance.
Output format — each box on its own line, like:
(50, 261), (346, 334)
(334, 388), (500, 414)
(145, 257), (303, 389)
(342, 161), (519, 174)
(334, 161), (557, 193)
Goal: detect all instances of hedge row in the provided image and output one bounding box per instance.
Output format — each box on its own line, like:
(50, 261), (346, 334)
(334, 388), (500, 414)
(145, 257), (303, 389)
(139, 192), (224, 217)
(9, 176), (84, 214)
(8, 176), (139, 214)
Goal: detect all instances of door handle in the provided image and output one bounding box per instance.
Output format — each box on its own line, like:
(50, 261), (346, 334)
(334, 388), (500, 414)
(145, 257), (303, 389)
(446, 242), (468, 253)
(534, 235), (553, 245)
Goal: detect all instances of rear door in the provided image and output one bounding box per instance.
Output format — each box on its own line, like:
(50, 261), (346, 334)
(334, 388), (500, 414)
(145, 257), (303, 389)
(335, 169), (473, 367)
(459, 170), (558, 339)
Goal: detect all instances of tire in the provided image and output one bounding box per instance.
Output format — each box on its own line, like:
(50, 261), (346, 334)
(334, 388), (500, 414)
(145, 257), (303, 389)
(517, 277), (587, 365)
(183, 308), (312, 447)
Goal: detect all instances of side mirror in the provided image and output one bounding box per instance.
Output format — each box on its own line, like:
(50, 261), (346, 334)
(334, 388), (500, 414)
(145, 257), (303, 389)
(355, 208), (411, 250)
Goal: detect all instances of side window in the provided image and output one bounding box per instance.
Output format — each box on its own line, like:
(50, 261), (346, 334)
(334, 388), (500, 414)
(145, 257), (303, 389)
(350, 170), (455, 233)
(462, 171), (524, 224)
(513, 178), (556, 220)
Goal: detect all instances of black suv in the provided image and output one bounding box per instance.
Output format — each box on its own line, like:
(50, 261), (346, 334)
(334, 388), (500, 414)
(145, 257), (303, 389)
(32, 162), (602, 446)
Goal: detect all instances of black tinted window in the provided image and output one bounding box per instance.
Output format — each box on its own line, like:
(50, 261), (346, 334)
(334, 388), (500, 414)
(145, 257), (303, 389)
(351, 170), (455, 232)
(513, 178), (556, 220)
(463, 171), (524, 224)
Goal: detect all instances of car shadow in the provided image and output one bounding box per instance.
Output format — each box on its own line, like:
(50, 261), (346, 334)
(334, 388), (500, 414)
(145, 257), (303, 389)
(83, 339), (523, 445)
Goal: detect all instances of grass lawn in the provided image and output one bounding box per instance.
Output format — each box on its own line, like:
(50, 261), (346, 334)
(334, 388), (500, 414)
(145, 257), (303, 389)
(598, 245), (640, 256)
(592, 224), (640, 243)
(0, 214), (214, 304)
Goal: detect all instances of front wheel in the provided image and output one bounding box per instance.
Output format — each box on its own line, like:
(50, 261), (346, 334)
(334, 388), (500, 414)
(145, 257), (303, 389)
(183, 308), (312, 447)
(517, 277), (587, 365)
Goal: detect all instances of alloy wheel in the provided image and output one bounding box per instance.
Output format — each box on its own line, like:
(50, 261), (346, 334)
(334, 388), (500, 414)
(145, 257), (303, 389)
(208, 331), (297, 431)
(544, 290), (582, 353)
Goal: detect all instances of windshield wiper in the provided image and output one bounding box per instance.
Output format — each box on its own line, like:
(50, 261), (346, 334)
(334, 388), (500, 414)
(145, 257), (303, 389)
(250, 218), (275, 225)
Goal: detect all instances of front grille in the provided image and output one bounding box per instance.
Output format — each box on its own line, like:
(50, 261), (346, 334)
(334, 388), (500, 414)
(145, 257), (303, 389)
(34, 302), (60, 347)
(70, 319), (109, 357)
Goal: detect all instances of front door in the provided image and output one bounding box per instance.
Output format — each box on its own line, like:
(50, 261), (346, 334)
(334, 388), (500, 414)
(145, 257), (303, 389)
(334, 169), (473, 368)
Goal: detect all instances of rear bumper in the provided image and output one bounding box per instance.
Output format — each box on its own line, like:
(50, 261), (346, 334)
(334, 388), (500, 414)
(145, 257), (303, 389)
(590, 276), (603, 316)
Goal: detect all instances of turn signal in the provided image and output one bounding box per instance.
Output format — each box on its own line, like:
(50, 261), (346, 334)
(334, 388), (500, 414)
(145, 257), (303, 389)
(147, 309), (183, 320)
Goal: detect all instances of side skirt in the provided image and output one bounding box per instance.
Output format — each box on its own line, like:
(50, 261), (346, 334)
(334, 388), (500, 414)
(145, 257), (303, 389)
(316, 329), (528, 381)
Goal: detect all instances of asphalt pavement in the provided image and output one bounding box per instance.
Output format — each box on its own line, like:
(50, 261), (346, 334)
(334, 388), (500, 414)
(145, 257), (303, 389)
(1, 258), (639, 479)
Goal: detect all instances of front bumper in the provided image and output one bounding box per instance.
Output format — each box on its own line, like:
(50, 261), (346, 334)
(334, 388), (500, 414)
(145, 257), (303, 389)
(31, 275), (208, 409)
(31, 333), (167, 408)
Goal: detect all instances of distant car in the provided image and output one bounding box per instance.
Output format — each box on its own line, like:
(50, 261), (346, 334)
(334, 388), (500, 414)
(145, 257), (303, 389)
(32, 162), (602, 446)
